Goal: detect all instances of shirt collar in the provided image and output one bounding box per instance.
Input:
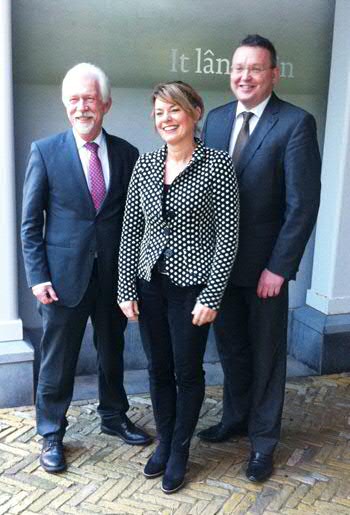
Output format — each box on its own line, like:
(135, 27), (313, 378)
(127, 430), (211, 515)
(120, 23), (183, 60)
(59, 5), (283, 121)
(236, 94), (271, 120)
(72, 129), (105, 150)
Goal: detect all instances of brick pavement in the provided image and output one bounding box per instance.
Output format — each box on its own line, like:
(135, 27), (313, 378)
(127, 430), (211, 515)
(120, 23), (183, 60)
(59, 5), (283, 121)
(1, 374), (350, 514)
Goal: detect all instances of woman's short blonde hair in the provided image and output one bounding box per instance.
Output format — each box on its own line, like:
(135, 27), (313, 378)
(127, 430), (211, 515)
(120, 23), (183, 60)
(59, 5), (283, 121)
(152, 81), (204, 122)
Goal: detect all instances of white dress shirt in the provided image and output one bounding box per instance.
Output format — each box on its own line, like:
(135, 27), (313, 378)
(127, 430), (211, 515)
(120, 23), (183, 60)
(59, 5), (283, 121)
(228, 95), (271, 155)
(73, 129), (111, 190)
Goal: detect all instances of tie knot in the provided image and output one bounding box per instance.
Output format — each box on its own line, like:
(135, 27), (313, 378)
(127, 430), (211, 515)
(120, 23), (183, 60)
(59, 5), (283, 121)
(242, 111), (253, 124)
(85, 142), (99, 154)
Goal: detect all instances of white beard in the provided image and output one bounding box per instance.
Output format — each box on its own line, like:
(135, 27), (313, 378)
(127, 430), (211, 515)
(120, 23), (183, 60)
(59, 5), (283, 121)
(75, 120), (95, 134)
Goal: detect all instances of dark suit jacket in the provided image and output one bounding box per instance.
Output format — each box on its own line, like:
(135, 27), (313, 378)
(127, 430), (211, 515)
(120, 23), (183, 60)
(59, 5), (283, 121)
(202, 93), (321, 287)
(21, 128), (139, 307)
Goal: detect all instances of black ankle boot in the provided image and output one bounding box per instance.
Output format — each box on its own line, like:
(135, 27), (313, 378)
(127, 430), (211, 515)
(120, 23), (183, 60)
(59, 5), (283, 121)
(144, 444), (170, 478)
(161, 452), (188, 494)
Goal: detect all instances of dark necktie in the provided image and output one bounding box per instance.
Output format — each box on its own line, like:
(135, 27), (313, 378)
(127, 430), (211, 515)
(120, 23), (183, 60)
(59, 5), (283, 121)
(85, 142), (106, 210)
(232, 111), (254, 166)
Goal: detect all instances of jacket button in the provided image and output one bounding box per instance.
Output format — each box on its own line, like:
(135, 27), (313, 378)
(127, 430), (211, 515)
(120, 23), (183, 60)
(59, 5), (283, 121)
(167, 210), (175, 219)
(163, 227), (171, 236)
(163, 248), (174, 258)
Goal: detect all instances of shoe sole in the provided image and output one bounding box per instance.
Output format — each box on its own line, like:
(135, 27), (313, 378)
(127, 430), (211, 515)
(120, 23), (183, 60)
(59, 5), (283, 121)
(40, 458), (67, 474)
(143, 468), (166, 479)
(246, 471), (272, 483)
(101, 426), (152, 446)
(161, 478), (185, 494)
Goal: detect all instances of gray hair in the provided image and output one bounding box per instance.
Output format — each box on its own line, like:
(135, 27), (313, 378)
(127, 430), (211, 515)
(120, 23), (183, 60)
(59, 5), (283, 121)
(62, 63), (111, 105)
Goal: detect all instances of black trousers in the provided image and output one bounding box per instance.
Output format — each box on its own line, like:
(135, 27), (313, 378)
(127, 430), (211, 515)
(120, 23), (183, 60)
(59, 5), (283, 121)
(138, 272), (210, 455)
(214, 282), (289, 455)
(36, 261), (129, 438)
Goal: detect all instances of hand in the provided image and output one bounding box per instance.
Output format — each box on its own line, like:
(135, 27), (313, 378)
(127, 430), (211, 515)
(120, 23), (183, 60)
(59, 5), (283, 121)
(192, 302), (217, 326)
(32, 284), (59, 304)
(119, 300), (139, 321)
(257, 269), (285, 299)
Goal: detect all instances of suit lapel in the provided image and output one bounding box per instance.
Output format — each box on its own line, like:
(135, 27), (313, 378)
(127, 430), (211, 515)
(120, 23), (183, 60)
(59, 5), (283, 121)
(104, 131), (118, 208)
(222, 103), (237, 152)
(236, 93), (280, 178)
(219, 101), (237, 152)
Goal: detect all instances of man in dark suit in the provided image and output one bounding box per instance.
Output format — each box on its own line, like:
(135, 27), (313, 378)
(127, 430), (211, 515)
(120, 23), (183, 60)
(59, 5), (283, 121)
(198, 35), (321, 481)
(21, 63), (151, 473)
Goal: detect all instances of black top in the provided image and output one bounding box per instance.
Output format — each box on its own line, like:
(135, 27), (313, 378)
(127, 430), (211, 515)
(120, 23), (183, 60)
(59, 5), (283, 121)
(158, 183), (171, 273)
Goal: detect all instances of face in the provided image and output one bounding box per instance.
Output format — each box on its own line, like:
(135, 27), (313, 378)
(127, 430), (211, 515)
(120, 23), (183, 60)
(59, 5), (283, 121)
(154, 98), (200, 147)
(230, 46), (280, 109)
(65, 75), (111, 141)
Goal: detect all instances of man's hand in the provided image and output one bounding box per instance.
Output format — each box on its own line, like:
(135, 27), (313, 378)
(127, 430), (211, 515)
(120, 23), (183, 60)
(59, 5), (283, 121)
(119, 301), (139, 321)
(32, 284), (59, 304)
(192, 302), (217, 326)
(257, 269), (285, 299)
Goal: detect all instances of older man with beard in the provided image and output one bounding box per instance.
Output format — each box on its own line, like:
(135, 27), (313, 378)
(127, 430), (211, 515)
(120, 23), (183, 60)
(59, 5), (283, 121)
(21, 63), (151, 474)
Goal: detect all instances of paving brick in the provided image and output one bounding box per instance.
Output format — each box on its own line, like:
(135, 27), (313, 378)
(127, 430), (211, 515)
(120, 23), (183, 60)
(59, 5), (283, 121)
(28, 486), (64, 512)
(199, 497), (225, 515)
(68, 482), (100, 507)
(265, 485), (295, 511)
(189, 499), (210, 514)
(248, 487), (280, 514)
(220, 492), (245, 513)
(133, 491), (181, 509)
(314, 499), (350, 514)
(0, 491), (27, 515)
(227, 491), (256, 514)
(1, 376), (350, 514)
(284, 483), (309, 508)
(103, 475), (133, 501)
(8, 488), (45, 514)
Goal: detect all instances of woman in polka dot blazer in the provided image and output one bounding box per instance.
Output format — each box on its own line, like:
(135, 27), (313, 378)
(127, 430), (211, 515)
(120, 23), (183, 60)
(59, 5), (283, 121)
(118, 81), (239, 493)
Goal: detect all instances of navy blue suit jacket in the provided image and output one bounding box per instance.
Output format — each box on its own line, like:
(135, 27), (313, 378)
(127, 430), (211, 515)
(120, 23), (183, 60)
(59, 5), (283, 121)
(202, 93), (321, 286)
(21, 129), (139, 306)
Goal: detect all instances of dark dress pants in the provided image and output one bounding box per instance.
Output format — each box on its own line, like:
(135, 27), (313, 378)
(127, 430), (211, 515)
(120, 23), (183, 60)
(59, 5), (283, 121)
(214, 282), (289, 455)
(36, 261), (129, 438)
(138, 272), (209, 455)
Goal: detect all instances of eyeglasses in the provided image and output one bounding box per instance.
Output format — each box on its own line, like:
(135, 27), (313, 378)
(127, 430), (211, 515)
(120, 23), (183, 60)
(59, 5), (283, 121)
(231, 66), (273, 76)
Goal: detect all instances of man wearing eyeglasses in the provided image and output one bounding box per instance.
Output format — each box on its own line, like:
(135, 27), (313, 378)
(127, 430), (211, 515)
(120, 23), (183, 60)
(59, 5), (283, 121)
(198, 35), (321, 482)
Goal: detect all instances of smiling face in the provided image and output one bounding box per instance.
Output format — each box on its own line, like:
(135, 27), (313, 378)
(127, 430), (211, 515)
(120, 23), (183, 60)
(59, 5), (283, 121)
(230, 45), (280, 109)
(65, 75), (111, 141)
(154, 97), (200, 146)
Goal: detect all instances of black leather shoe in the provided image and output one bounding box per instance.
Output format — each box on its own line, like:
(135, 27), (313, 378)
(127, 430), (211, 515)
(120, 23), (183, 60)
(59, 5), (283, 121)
(40, 438), (66, 473)
(161, 453), (188, 494)
(246, 452), (273, 482)
(101, 417), (152, 445)
(144, 445), (170, 478)
(197, 422), (247, 443)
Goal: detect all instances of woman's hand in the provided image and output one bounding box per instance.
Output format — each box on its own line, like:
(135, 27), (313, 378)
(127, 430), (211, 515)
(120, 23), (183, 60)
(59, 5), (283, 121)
(192, 302), (217, 326)
(119, 301), (140, 321)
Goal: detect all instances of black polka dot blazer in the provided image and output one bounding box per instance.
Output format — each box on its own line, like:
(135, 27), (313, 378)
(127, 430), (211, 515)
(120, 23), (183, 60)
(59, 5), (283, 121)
(118, 139), (239, 310)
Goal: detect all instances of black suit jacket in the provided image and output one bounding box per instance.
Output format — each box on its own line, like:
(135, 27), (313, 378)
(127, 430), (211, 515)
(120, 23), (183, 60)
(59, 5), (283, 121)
(21, 129), (139, 307)
(202, 93), (321, 286)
